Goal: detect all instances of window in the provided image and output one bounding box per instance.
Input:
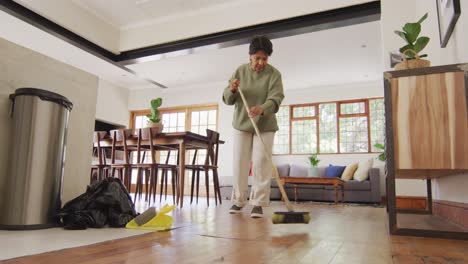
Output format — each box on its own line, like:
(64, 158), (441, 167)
(273, 98), (385, 155)
(130, 104), (218, 165)
(338, 101), (369, 153)
(130, 104), (218, 133)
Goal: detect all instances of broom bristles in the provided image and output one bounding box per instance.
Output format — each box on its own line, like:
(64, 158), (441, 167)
(272, 211), (311, 224)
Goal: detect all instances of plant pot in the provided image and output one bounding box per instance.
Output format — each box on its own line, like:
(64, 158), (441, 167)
(141, 122), (164, 140)
(308, 167), (319, 177)
(394, 59), (430, 70)
(394, 49), (431, 70)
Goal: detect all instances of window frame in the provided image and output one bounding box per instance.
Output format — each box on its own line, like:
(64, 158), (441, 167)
(130, 103), (218, 132)
(290, 103), (318, 154)
(275, 97), (384, 155)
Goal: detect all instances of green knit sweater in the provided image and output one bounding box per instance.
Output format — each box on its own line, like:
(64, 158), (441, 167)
(222, 63), (284, 133)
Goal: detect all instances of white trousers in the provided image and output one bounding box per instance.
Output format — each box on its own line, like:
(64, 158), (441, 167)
(231, 129), (275, 207)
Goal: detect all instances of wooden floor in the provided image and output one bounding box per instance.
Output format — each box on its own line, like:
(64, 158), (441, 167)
(2, 199), (467, 264)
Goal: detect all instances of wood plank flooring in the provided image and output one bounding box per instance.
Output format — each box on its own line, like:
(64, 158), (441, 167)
(1, 199), (467, 264)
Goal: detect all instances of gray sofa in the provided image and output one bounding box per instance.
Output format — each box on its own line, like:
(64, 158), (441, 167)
(219, 164), (380, 204)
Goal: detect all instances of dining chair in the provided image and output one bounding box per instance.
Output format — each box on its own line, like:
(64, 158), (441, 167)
(109, 129), (133, 191)
(133, 128), (179, 204)
(187, 129), (222, 206)
(90, 131), (109, 184)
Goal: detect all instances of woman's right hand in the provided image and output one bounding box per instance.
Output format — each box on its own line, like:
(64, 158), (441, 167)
(230, 79), (240, 93)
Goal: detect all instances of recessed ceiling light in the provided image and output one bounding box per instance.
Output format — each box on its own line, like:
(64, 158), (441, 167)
(361, 44), (367, 48)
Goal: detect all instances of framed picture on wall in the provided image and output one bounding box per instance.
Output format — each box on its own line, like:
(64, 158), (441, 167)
(436, 0), (461, 48)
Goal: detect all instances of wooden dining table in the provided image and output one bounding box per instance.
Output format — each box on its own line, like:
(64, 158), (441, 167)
(98, 131), (224, 208)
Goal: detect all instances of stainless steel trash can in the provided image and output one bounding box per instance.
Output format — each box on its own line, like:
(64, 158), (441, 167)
(0, 88), (73, 230)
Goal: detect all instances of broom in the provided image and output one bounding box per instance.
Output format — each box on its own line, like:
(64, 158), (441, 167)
(237, 87), (310, 224)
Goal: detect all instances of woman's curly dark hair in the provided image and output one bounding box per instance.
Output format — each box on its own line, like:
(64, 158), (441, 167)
(249, 36), (273, 56)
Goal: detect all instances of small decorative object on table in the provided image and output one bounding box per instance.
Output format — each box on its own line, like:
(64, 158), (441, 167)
(307, 153), (320, 177)
(142, 97), (163, 139)
(394, 13), (431, 70)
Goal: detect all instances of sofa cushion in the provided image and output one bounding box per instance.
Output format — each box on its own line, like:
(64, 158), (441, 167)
(289, 164), (308, 177)
(276, 164), (290, 177)
(353, 159), (374, 181)
(345, 180), (371, 190)
(341, 162), (358, 181)
(324, 164), (346, 177)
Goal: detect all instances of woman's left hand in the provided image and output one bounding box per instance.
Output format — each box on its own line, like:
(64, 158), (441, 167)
(249, 106), (264, 117)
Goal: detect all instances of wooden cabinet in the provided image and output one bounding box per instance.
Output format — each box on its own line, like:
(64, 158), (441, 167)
(384, 63), (468, 239)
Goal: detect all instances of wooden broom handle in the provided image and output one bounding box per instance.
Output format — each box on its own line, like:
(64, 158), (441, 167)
(237, 87), (294, 212)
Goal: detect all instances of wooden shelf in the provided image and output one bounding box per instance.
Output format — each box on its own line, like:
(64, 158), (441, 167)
(397, 213), (467, 233)
(384, 63), (468, 239)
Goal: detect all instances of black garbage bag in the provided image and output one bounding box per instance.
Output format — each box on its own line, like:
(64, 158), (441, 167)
(59, 178), (137, 230)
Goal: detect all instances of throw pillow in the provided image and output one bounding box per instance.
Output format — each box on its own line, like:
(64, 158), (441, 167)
(353, 159), (374, 181)
(341, 162), (358, 181)
(324, 164), (346, 177)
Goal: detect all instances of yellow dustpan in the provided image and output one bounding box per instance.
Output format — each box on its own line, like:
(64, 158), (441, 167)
(126, 204), (176, 231)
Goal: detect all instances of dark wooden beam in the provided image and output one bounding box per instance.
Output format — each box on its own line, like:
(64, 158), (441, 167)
(0, 0), (117, 60)
(116, 1), (381, 64)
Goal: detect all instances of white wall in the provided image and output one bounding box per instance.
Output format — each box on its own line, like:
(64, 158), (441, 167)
(381, 0), (468, 203)
(0, 38), (98, 203)
(13, 0), (120, 54)
(95, 79), (130, 127)
(120, 0), (375, 51)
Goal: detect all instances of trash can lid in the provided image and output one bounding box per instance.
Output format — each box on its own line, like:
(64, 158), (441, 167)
(9, 88), (73, 111)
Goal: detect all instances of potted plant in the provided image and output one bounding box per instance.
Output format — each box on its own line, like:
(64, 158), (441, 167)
(374, 143), (386, 162)
(394, 13), (431, 70)
(307, 153), (320, 177)
(142, 97), (163, 139)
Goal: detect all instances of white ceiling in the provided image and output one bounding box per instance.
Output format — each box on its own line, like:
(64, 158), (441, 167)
(72, 0), (262, 29)
(128, 21), (383, 90)
(4, 1), (383, 91)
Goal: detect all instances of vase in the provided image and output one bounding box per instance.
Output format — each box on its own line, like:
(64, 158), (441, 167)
(308, 167), (319, 177)
(141, 122), (164, 140)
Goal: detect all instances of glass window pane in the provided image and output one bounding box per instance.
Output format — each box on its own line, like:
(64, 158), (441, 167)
(273, 106), (290, 154)
(208, 110), (217, 125)
(200, 111), (208, 125)
(319, 103), (338, 153)
(293, 105), (315, 118)
(291, 119), (317, 154)
(370, 99), (385, 152)
(192, 112), (199, 125)
(340, 102), (366, 115)
(339, 116), (368, 152)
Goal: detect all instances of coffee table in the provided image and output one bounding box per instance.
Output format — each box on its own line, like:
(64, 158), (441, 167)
(280, 177), (345, 204)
